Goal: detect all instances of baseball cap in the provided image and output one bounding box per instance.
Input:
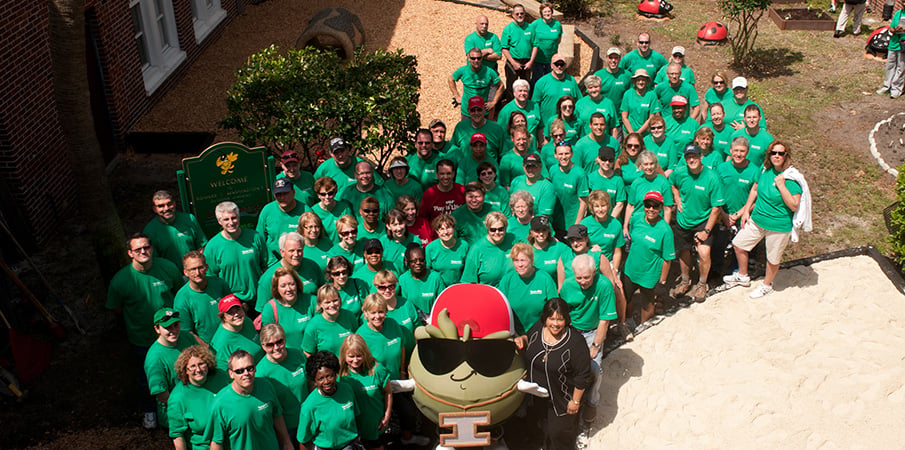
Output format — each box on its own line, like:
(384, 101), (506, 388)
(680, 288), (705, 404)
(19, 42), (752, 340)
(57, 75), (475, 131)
(530, 216), (550, 232)
(273, 177), (293, 194)
(218, 294), (242, 314)
(470, 133), (487, 145)
(429, 118), (446, 129)
(564, 224), (588, 240)
(363, 238), (383, 253)
(552, 53), (566, 64)
(330, 137), (349, 152)
(606, 47), (622, 56)
(598, 146), (616, 161)
(280, 150), (299, 163)
(731, 77), (748, 89)
(153, 308), (180, 327)
(523, 153), (542, 166)
(672, 46), (686, 55)
(388, 159), (409, 170)
(631, 68), (650, 80)
(684, 143), (703, 155)
(669, 95), (688, 106)
(643, 191), (664, 204)
(468, 96), (485, 111)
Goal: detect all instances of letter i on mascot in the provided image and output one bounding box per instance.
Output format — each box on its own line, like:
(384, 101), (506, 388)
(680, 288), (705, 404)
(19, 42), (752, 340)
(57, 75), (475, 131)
(404, 284), (548, 449)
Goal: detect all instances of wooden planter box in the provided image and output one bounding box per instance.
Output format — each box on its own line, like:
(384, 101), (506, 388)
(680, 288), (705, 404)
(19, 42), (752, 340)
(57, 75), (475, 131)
(769, 7), (836, 31)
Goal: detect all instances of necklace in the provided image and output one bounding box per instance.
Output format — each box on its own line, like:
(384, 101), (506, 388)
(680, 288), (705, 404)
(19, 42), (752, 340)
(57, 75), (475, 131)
(541, 328), (564, 363)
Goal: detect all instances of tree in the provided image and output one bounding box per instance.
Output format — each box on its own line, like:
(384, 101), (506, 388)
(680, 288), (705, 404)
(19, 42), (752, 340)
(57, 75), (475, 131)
(220, 46), (421, 172)
(720, 0), (772, 66)
(47, 0), (128, 283)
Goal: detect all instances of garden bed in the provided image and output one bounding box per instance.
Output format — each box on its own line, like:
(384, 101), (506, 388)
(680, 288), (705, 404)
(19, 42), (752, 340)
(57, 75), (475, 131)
(769, 6), (836, 31)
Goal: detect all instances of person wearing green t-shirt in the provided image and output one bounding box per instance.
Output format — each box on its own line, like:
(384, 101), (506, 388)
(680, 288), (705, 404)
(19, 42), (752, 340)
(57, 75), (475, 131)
(724, 141), (804, 299)
(168, 345), (230, 449)
(669, 144), (725, 302)
(879, 9), (905, 98)
(644, 115), (680, 172)
(352, 239), (400, 295)
(310, 177), (352, 243)
(175, 251), (230, 344)
(455, 133), (500, 185)
(144, 308), (197, 428)
(205, 201), (270, 309)
(257, 232), (323, 314)
(654, 46), (697, 87)
(616, 133), (645, 189)
(713, 137), (760, 290)
(297, 351), (360, 449)
(663, 96), (700, 169)
(573, 113), (620, 172)
(723, 77), (766, 130)
(357, 295), (407, 381)
(549, 143), (590, 233)
(581, 190), (625, 266)
(382, 209), (421, 270)
(259, 267), (314, 350)
(449, 50), (503, 119)
(542, 95), (581, 144)
(620, 69), (660, 136)
(499, 124), (542, 189)
(527, 216), (569, 280)
(330, 215), (365, 269)
(451, 105), (507, 164)
(702, 72), (731, 122)
(276, 150), (317, 207)
(654, 63), (701, 122)
(384, 157), (423, 207)
(143, 190), (207, 269)
(510, 153), (556, 216)
(532, 53), (582, 126)
(302, 285), (360, 357)
(209, 350), (293, 450)
(587, 146), (627, 219)
(529, 3), (562, 80)
(299, 212), (333, 272)
(314, 137), (366, 195)
(498, 243), (558, 334)
(478, 162), (511, 216)
(594, 47), (632, 112)
(618, 32), (668, 80)
(339, 335), (393, 447)
(407, 129), (442, 190)
(452, 182), (497, 242)
(498, 80), (542, 143)
(325, 255), (369, 319)
(374, 270), (421, 342)
(731, 105), (774, 165)
(501, 5), (535, 92)
(425, 214), (470, 286)
(701, 103), (734, 158)
(398, 245), (446, 314)
(623, 150), (674, 234)
(462, 212), (516, 287)
(210, 295), (264, 369)
(464, 15), (503, 73)
(256, 324), (309, 435)
(575, 77), (619, 138)
(338, 162), (393, 222)
(622, 191), (675, 327)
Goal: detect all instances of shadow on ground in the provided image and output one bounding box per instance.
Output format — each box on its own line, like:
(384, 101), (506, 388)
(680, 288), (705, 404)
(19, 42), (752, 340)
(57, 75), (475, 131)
(734, 47), (805, 79)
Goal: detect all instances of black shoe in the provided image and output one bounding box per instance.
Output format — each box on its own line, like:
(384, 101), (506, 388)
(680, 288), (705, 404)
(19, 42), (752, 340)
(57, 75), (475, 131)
(833, 30), (842, 38)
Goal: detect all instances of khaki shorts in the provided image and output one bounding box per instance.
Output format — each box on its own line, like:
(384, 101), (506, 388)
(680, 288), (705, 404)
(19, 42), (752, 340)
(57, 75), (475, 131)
(732, 219), (791, 265)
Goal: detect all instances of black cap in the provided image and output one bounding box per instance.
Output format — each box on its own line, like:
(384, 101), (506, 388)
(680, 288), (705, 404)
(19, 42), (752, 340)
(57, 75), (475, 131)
(598, 146), (616, 161)
(362, 238), (383, 253)
(523, 153), (542, 166)
(330, 137), (349, 152)
(684, 143), (703, 155)
(530, 216), (550, 231)
(564, 224), (588, 240)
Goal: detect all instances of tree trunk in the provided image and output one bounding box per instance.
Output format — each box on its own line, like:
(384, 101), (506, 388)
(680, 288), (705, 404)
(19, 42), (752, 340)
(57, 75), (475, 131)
(47, 0), (127, 282)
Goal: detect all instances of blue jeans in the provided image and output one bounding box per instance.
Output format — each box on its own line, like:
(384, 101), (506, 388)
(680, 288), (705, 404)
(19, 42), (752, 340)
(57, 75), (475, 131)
(580, 329), (604, 407)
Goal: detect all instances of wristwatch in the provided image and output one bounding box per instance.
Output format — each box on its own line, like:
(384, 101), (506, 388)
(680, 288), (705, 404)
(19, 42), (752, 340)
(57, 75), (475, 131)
(591, 342), (601, 349)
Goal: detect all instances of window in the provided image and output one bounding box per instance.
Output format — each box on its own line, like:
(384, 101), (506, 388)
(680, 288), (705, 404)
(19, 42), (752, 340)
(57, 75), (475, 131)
(190, 0), (226, 43)
(130, 0), (185, 95)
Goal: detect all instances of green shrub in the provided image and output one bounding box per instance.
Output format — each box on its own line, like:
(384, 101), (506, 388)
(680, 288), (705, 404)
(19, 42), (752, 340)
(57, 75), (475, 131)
(888, 169), (905, 264)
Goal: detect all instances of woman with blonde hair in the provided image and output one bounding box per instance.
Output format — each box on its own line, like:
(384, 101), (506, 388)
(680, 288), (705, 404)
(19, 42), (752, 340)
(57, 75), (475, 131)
(462, 211), (516, 286)
(301, 284), (359, 357)
(339, 334), (393, 450)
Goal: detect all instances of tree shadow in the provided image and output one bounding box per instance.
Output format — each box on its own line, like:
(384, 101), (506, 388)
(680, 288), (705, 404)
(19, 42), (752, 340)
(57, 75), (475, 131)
(595, 348), (644, 428)
(731, 47), (805, 79)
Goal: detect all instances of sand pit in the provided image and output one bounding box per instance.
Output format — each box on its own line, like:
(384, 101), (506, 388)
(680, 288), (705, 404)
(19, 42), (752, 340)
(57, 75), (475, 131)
(594, 255), (905, 448)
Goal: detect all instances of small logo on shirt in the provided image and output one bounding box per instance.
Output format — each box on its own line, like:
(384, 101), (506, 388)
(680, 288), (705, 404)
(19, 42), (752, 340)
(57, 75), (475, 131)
(387, 338), (399, 346)
(530, 290), (542, 295)
(695, 185), (705, 191)
(258, 403), (271, 411)
(342, 402), (353, 410)
(241, 249), (255, 255)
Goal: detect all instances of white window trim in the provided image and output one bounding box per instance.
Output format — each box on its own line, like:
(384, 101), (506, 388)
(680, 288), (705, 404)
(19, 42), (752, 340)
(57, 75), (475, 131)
(192, 0), (227, 44)
(131, 0), (186, 95)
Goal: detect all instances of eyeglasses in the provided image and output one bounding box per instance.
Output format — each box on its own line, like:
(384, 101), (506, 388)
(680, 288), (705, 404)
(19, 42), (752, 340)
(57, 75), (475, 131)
(339, 230), (356, 237)
(770, 151), (787, 156)
(553, 61), (566, 68)
(643, 202), (662, 209)
(479, 171), (495, 176)
(362, 208), (379, 214)
(416, 141), (432, 146)
(263, 338), (285, 349)
(650, 125), (664, 130)
(318, 190), (336, 196)
(331, 270), (349, 277)
(552, 133), (565, 138)
(626, 143), (641, 149)
(488, 226), (506, 233)
(231, 365), (256, 375)
(513, 12), (525, 16)
(562, 104), (574, 109)
(418, 338), (517, 377)
(376, 283), (396, 291)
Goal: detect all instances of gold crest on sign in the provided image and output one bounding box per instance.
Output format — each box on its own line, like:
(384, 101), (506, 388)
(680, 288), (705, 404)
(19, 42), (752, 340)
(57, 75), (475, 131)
(216, 152), (238, 174)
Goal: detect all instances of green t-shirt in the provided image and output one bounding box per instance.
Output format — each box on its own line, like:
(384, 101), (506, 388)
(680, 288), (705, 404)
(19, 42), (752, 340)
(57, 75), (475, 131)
(716, 160), (759, 215)
(337, 278), (371, 319)
(450, 120), (507, 164)
(209, 378), (283, 449)
(532, 73), (581, 125)
(618, 157), (643, 188)
(575, 96), (618, 137)
(277, 171), (317, 207)
(260, 298), (313, 351)
(723, 99), (766, 130)
(501, 20), (534, 59)
(507, 217), (531, 243)
(500, 151), (540, 189)
(529, 19), (562, 64)
(628, 175), (675, 212)
(297, 381), (359, 448)
(383, 179), (423, 208)
(497, 268), (558, 334)
(167, 369), (230, 449)
(256, 259), (323, 313)
(643, 134), (680, 171)
(329, 242), (365, 269)
(312, 200), (354, 243)
(594, 67), (632, 110)
(204, 230), (270, 305)
(210, 319), (264, 369)
(654, 81), (700, 111)
(549, 164), (590, 231)
(357, 321), (405, 380)
(732, 127), (775, 166)
(106, 258), (184, 346)
(380, 234), (420, 270)
(543, 115), (581, 144)
(174, 276), (230, 344)
(701, 122), (733, 159)
(143, 212), (207, 269)
(497, 100), (541, 138)
(669, 166), (725, 229)
(654, 64), (696, 86)
(664, 115), (700, 159)
(387, 296), (421, 338)
(452, 65), (501, 116)
(750, 167), (802, 233)
(462, 235), (515, 287)
(456, 154), (499, 185)
(484, 184), (511, 216)
(398, 270), (446, 314)
(342, 365), (391, 441)
(559, 249), (603, 283)
(890, 10), (904, 52)
(620, 88), (661, 133)
(304, 238), (333, 273)
(624, 218), (675, 288)
(301, 310), (359, 356)
(580, 215), (624, 260)
(406, 152), (441, 190)
(510, 176), (556, 216)
(255, 200), (305, 260)
(256, 349), (309, 430)
(704, 88), (732, 120)
(533, 240), (569, 280)
(356, 222), (387, 243)
(313, 157), (358, 194)
(587, 171), (627, 209)
(145, 333), (197, 396)
(573, 134), (620, 172)
(425, 238), (470, 286)
(464, 31), (502, 72)
(451, 203), (496, 242)
(618, 49), (668, 78)
(559, 275), (617, 331)
(339, 185), (393, 221)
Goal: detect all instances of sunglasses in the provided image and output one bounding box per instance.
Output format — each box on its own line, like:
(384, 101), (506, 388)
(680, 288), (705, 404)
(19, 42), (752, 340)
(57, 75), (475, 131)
(489, 226), (506, 233)
(263, 338), (285, 349)
(331, 270), (349, 276)
(650, 126), (664, 130)
(339, 230), (356, 237)
(770, 151), (787, 156)
(638, 40), (650, 44)
(553, 61), (566, 68)
(318, 190), (336, 196)
(376, 284), (396, 291)
(281, 152), (299, 161)
(643, 202), (662, 209)
(362, 208), (380, 214)
(713, 80), (725, 85)
(626, 143), (641, 148)
(418, 338), (516, 377)
(469, 56), (482, 61)
(231, 365), (256, 375)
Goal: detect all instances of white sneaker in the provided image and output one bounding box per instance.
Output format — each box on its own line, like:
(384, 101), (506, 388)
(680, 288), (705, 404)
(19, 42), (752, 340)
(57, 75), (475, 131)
(749, 283), (774, 299)
(142, 411), (157, 430)
(400, 434), (430, 446)
(877, 87), (890, 95)
(722, 271), (751, 287)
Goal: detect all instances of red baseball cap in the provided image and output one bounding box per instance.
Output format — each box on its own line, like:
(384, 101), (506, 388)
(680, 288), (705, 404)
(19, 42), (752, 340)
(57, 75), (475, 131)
(468, 96), (485, 111)
(643, 191), (664, 204)
(470, 133), (487, 145)
(218, 294), (242, 313)
(430, 284), (515, 338)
